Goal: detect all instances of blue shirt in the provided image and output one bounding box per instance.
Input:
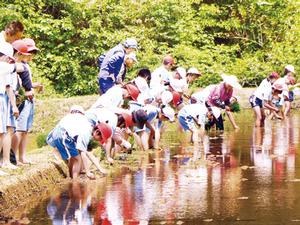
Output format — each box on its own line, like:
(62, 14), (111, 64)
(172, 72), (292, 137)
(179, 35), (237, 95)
(98, 43), (126, 81)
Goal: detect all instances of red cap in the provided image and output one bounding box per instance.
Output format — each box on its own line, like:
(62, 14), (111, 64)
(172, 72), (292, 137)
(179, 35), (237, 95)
(172, 91), (181, 107)
(121, 112), (134, 128)
(94, 122), (112, 144)
(125, 83), (140, 101)
(23, 38), (39, 52)
(12, 40), (31, 55)
(163, 55), (175, 65)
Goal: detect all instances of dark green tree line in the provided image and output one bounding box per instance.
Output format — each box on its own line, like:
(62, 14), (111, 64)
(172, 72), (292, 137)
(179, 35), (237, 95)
(0, 0), (299, 96)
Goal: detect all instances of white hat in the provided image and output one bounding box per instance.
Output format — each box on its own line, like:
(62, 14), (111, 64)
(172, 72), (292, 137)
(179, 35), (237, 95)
(176, 67), (186, 79)
(187, 67), (201, 75)
(210, 106), (221, 119)
(70, 105), (85, 114)
(221, 74), (242, 90)
(0, 42), (14, 57)
(137, 92), (154, 104)
(170, 79), (185, 92)
(162, 106), (175, 122)
(285, 65), (295, 73)
(126, 52), (138, 62)
(161, 91), (173, 105)
(124, 38), (138, 49)
(134, 77), (148, 92)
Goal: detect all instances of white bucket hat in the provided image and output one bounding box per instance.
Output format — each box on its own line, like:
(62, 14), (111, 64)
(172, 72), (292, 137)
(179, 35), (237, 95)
(176, 67), (186, 79)
(124, 38), (138, 49)
(162, 106), (175, 122)
(187, 67), (201, 75)
(221, 74), (242, 90)
(210, 106), (221, 119)
(70, 105), (85, 114)
(161, 91), (173, 105)
(285, 65), (295, 73)
(170, 79), (185, 92)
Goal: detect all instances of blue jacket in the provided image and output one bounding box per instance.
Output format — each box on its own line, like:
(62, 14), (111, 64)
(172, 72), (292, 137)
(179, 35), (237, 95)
(98, 43), (125, 81)
(18, 62), (32, 91)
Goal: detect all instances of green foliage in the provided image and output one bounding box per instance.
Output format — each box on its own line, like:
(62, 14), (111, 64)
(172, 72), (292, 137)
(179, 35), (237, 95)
(0, 0), (299, 95)
(36, 133), (48, 148)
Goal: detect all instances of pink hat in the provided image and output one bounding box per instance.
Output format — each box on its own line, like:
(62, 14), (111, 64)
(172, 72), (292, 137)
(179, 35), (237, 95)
(23, 38), (39, 52)
(12, 40), (31, 55)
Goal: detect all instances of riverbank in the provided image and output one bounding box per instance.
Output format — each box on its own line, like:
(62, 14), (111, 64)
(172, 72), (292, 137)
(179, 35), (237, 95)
(0, 88), (299, 220)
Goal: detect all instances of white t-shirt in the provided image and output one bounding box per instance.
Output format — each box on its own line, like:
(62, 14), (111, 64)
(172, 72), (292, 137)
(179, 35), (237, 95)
(191, 85), (215, 104)
(59, 113), (92, 152)
(253, 78), (273, 101)
(0, 31), (6, 43)
(179, 104), (208, 127)
(85, 108), (117, 130)
(134, 76), (149, 93)
(0, 62), (15, 94)
(150, 66), (170, 97)
(91, 85), (123, 109)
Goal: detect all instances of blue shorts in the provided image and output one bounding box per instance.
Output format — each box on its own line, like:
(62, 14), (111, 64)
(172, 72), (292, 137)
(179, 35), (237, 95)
(98, 77), (114, 94)
(288, 91), (294, 102)
(47, 127), (79, 160)
(0, 94), (7, 133)
(16, 100), (34, 132)
(178, 115), (195, 131)
(249, 95), (263, 108)
(5, 94), (16, 128)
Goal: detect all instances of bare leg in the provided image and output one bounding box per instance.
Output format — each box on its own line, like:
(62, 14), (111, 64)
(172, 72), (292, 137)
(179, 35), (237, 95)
(11, 132), (19, 156)
(154, 129), (160, 149)
(80, 151), (95, 179)
(70, 155), (81, 179)
(253, 106), (263, 127)
(226, 111), (239, 129)
(18, 132), (31, 164)
(133, 133), (143, 150)
(2, 127), (18, 169)
(284, 101), (291, 118)
(104, 138), (114, 164)
(140, 131), (149, 151)
(191, 129), (199, 145)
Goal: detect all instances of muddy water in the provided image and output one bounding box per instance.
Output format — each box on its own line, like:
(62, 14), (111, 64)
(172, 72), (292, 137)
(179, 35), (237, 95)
(20, 112), (300, 224)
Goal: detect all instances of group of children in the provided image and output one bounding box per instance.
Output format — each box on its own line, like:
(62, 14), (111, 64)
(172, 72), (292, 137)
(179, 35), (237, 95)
(46, 47), (248, 179)
(250, 65), (297, 127)
(0, 22), (297, 179)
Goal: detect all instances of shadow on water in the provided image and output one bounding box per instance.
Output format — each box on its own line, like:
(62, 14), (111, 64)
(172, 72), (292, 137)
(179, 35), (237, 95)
(7, 111), (300, 225)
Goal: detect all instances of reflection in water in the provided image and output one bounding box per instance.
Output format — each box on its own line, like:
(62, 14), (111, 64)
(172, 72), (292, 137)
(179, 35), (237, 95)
(47, 182), (94, 225)
(24, 113), (300, 224)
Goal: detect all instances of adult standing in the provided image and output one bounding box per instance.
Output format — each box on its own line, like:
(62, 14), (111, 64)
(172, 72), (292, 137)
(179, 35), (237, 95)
(97, 38), (138, 94)
(150, 55), (175, 98)
(206, 74), (242, 130)
(0, 21), (24, 62)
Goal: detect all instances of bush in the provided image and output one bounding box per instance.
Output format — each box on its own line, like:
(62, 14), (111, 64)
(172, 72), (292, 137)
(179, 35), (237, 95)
(36, 133), (48, 148)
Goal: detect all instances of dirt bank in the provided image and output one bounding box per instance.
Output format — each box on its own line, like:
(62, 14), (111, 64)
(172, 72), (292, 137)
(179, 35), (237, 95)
(0, 147), (68, 219)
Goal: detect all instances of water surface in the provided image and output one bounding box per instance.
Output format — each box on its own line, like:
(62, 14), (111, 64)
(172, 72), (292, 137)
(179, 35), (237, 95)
(16, 111), (300, 224)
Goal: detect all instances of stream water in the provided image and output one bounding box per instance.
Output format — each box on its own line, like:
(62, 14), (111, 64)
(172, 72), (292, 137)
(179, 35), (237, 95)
(11, 111), (300, 224)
